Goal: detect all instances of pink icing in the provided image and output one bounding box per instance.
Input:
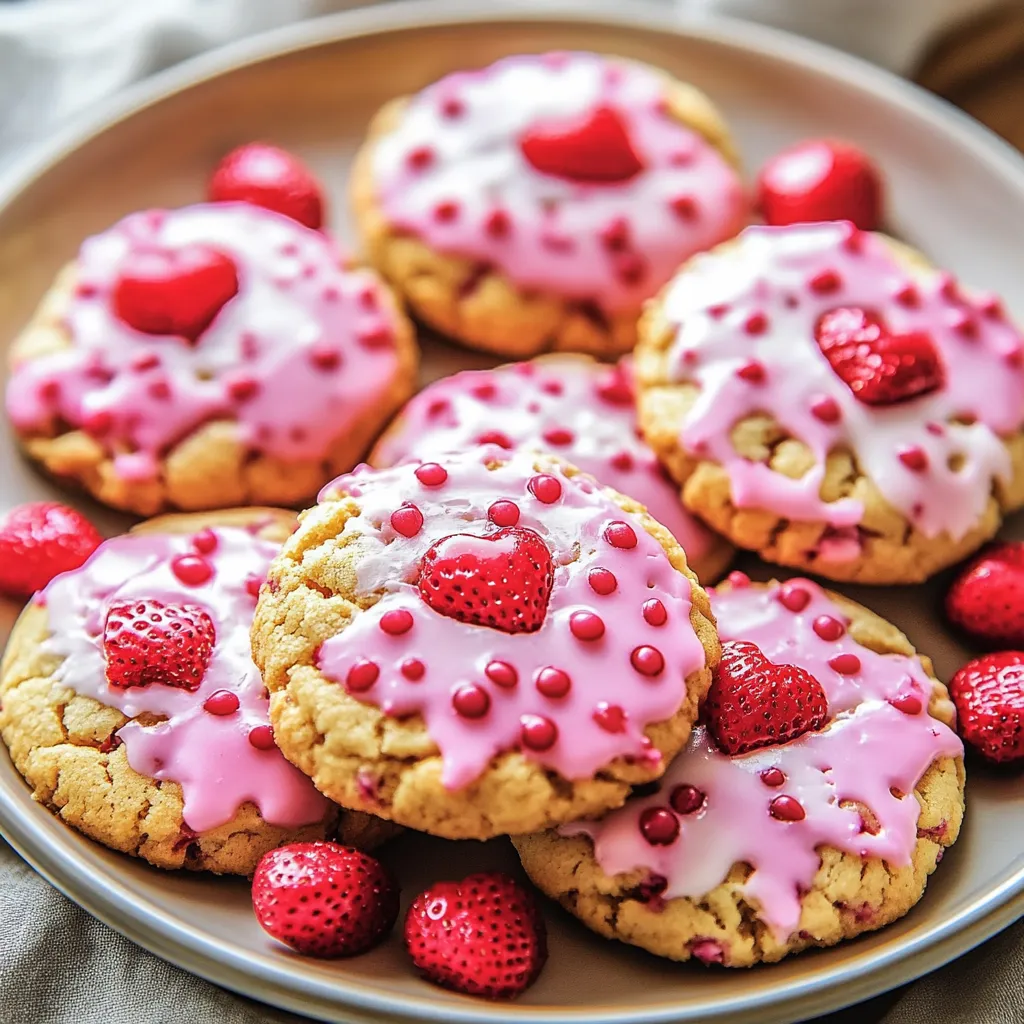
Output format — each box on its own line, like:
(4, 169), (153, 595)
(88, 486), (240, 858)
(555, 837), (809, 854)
(6, 203), (402, 481)
(371, 52), (747, 313)
(314, 446), (707, 790)
(562, 578), (963, 941)
(40, 525), (328, 832)
(660, 222), (1024, 542)
(372, 357), (716, 566)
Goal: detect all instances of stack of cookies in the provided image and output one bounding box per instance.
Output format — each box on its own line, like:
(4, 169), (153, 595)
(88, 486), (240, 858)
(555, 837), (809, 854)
(7, 48), (1022, 996)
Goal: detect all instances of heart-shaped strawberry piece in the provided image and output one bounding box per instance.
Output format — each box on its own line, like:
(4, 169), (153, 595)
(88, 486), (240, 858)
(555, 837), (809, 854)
(814, 307), (945, 406)
(417, 527), (553, 634)
(946, 542), (1024, 648)
(519, 105), (645, 183)
(706, 640), (829, 755)
(112, 244), (240, 342)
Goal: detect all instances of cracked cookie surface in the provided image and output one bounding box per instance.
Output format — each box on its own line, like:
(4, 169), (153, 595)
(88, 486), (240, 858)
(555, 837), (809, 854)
(0, 508), (395, 875)
(514, 578), (965, 966)
(252, 446), (720, 840)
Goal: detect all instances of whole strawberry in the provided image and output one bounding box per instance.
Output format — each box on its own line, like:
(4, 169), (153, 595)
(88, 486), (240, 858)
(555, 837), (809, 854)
(706, 640), (829, 755)
(404, 872), (547, 999)
(208, 143), (325, 230)
(0, 502), (102, 599)
(103, 599), (215, 691)
(253, 842), (399, 958)
(949, 652), (1024, 764)
(946, 543), (1024, 648)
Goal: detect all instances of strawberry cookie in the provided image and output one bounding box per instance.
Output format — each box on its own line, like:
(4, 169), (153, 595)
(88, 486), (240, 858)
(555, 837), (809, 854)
(0, 509), (394, 874)
(370, 355), (733, 582)
(5, 202), (417, 516)
(515, 576), (965, 966)
(636, 221), (1024, 583)
(252, 446), (719, 840)
(351, 51), (747, 358)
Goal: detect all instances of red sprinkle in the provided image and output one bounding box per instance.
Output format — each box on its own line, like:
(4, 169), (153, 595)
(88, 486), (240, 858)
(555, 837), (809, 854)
(669, 195), (698, 220)
(777, 583), (811, 613)
(810, 396), (842, 424)
(485, 661), (518, 689)
(390, 504), (424, 538)
(148, 380), (171, 400)
(535, 667), (572, 699)
(484, 208), (512, 238)
(346, 659), (379, 693)
(769, 795), (806, 822)
(569, 612), (605, 642)
(736, 360), (766, 384)
(477, 430), (514, 449)
(379, 609), (414, 636)
(192, 528), (218, 554)
(452, 683), (490, 719)
(244, 575), (263, 599)
(471, 382), (497, 400)
(610, 451), (634, 472)
(415, 463), (448, 487)
(599, 217), (631, 251)
(227, 377), (259, 402)
(631, 645), (665, 677)
(528, 474), (562, 504)
(604, 521), (637, 549)
(894, 283), (920, 308)
(760, 767), (786, 788)
(670, 784), (705, 815)
(593, 702), (627, 733)
(407, 146), (434, 170)
(643, 599), (668, 627)
(639, 807), (679, 846)
(248, 725), (277, 751)
(744, 312), (769, 335)
(171, 554), (213, 587)
(309, 343), (341, 371)
(727, 571), (751, 588)
(433, 200), (460, 223)
(813, 615), (845, 641)
(829, 653), (862, 675)
(809, 269), (842, 294)
(520, 714), (558, 751)
(203, 690), (239, 716)
(487, 500), (520, 527)
(588, 567), (618, 595)
(543, 427), (574, 446)
(898, 446), (929, 472)
(950, 310), (978, 339)
(401, 658), (425, 681)
(440, 96), (464, 118)
(889, 692), (924, 715)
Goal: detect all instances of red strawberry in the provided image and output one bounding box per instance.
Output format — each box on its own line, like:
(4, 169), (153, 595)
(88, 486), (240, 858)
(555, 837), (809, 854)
(706, 640), (829, 755)
(946, 543), (1024, 648)
(520, 105), (645, 183)
(252, 842), (399, 958)
(0, 502), (102, 599)
(113, 244), (239, 341)
(756, 139), (883, 230)
(949, 651), (1024, 764)
(404, 872), (547, 999)
(815, 307), (945, 406)
(208, 143), (325, 230)
(103, 598), (215, 691)
(417, 527), (553, 634)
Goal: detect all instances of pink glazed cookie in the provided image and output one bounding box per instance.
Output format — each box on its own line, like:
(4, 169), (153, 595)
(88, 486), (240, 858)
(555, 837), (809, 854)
(515, 576), (965, 965)
(5, 202), (417, 516)
(351, 51), (748, 358)
(635, 222), (1024, 583)
(370, 355), (733, 583)
(252, 446), (719, 840)
(0, 509), (395, 874)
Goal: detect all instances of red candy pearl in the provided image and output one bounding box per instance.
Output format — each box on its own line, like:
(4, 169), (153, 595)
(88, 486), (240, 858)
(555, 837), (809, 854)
(390, 504), (423, 537)
(485, 660), (518, 688)
(604, 521), (637, 549)
(379, 609), (413, 635)
(171, 554), (213, 586)
(777, 583), (811, 612)
(407, 146), (434, 170)
(192, 528), (218, 554)
(543, 427), (574, 446)
(639, 807), (679, 846)
(631, 645), (665, 677)
(736, 361), (766, 384)
(452, 684), (490, 719)
(309, 343), (341, 371)
(484, 208), (512, 238)
(535, 667), (572, 699)
(401, 658), (425, 681)
(890, 692), (924, 715)
(769, 795), (806, 822)
(759, 767), (786, 788)
(433, 200), (460, 222)
(569, 612), (605, 641)
(809, 269), (842, 294)
(727, 570), (751, 588)
(588, 567), (618, 595)
(203, 690), (239, 716)
(744, 312), (769, 335)
(415, 463), (448, 487)
(813, 615), (845, 641)
(810, 396), (842, 424)
(592, 702), (627, 733)
(248, 725), (277, 751)
(529, 474), (562, 504)
(643, 599), (668, 626)
(520, 714), (558, 751)
(346, 659), (379, 693)
(829, 653), (861, 675)
(244, 575), (263, 599)
(487, 500), (520, 527)
(670, 784), (705, 815)
(898, 446), (929, 472)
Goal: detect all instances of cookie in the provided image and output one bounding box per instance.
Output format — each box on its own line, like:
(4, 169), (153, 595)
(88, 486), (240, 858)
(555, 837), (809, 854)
(635, 221), (1024, 583)
(5, 203), (418, 516)
(0, 508), (395, 875)
(351, 51), (747, 358)
(370, 355), (733, 583)
(515, 576), (965, 966)
(252, 446), (719, 840)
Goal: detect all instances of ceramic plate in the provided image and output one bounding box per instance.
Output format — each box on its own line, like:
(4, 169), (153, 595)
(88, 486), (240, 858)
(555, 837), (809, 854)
(0, 2), (1022, 1022)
